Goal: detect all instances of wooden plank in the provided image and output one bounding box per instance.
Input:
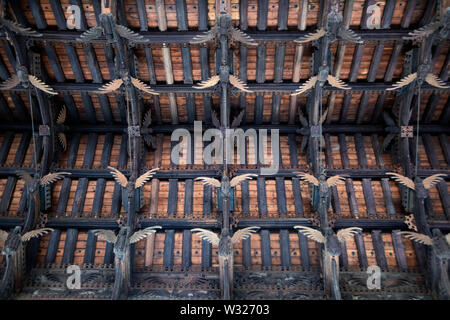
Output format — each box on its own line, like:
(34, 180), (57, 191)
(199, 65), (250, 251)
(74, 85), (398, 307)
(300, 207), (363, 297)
(0, 132), (14, 165)
(371, 230), (388, 271)
(44, 45), (65, 82)
(354, 232), (368, 269)
(354, 134), (368, 167)
(56, 178), (72, 216)
(184, 179), (193, 216)
(271, 94), (281, 124)
(201, 239), (212, 269)
(362, 179), (377, 215)
(254, 95), (264, 125)
(163, 229), (175, 268)
(371, 134), (385, 166)
(181, 229), (192, 269)
(381, 178), (396, 215)
(349, 45), (365, 82)
(257, 177), (268, 216)
(381, 0), (397, 28)
(437, 181), (450, 220)
(83, 230), (97, 264)
(104, 242), (114, 265)
(291, 177), (304, 216)
(422, 134), (439, 168)
(257, 0), (268, 30)
(241, 180), (250, 216)
(260, 229), (271, 267)
(71, 178), (88, 216)
(144, 232), (155, 266)
(44, 229), (61, 265)
(29, 0), (48, 29)
(198, 0), (208, 30)
(439, 134), (450, 165)
(298, 232), (310, 269)
(203, 184), (212, 216)
(175, 0), (188, 31)
(391, 230), (408, 270)
(277, 0), (289, 30)
(346, 178), (359, 217)
(256, 46), (266, 84)
(167, 179), (178, 215)
(338, 134), (350, 168)
(339, 241), (349, 269)
(136, 0), (149, 31)
(275, 177), (287, 216)
(279, 229), (290, 268)
(288, 134), (298, 166)
(64, 44), (84, 83)
(62, 228), (78, 265)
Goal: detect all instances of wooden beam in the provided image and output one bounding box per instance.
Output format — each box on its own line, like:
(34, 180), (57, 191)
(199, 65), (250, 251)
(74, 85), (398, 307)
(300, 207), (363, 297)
(371, 230), (388, 271)
(62, 228), (78, 264)
(163, 229), (175, 268)
(260, 229), (271, 267)
(44, 229), (61, 264)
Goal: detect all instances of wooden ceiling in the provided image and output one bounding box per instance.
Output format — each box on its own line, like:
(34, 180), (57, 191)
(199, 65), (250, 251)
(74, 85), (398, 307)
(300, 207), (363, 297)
(0, 0), (448, 301)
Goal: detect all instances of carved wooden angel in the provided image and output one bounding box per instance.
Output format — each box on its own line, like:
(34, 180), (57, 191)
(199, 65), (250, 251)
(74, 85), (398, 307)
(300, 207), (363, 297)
(291, 65), (350, 96)
(399, 229), (450, 298)
(294, 226), (362, 299)
(0, 65), (58, 95)
(17, 171), (71, 230)
(189, 11), (257, 46)
(0, 226), (53, 299)
(193, 73), (253, 93)
(93, 226), (162, 299)
(195, 174), (257, 211)
(295, 172), (346, 212)
(294, 0), (361, 44)
(0, 0), (42, 38)
(387, 63), (449, 90)
(108, 166), (159, 212)
(97, 75), (159, 96)
(404, 6), (450, 41)
(191, 227), (260, 299)
(387, 172), (446, 200)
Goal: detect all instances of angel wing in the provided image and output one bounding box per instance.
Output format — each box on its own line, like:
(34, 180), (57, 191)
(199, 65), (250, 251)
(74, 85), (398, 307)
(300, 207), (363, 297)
(231, 109), (245, 128)
(425, 74), (449, 89)
(386, 172), (415, 190)
(28, 75), (58, 95)
(115, 25), (148, 43)
(131, 77), (159, 95)
(0, 230), (8, 242)
(56, 107), (66, 125)
(191, 228), (220, 246)
(446, 233), (450, 246)
(129, 226), (162, 244)
(189, 26), (218, 44)
(77, 26), (103, 42)
(338, 27), (362, 43)
(135, 168), (159, 189)
(295, 172), (319, 186)
(327, 75), (351, 90)
(294, 28), (326, 44)
(336, 227), (362, 243)
(422, 174), (447, 190)
(0, 19), (42, 37)
(230, 28), (258, 46)
(108, 166), (128, 188)
(40, 172), (71, 185)
(403, 22), (440, 40)
(21, 228), (53, 242)
(387, 73), (417, 91)
(291, 76), (318, 96)
(230, 174), (258, 187)
(17, 170), (33, 185)
(0, 75), (20, 89)
(98, 79), (123, 93)
(193, 75), (220, 89)
(326, 175), (346, 187)
(231, 227), (260, 244)
(399, 231), (433, 245)
(194, 177), (221, 188)
(229, 75), (253, 93)
(58, 133), (67, 151)
(143, 109), (152, 128)
(293, 226), (325, 243)
(211, 109), (221, 129)
(92, 229), (117, 244)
